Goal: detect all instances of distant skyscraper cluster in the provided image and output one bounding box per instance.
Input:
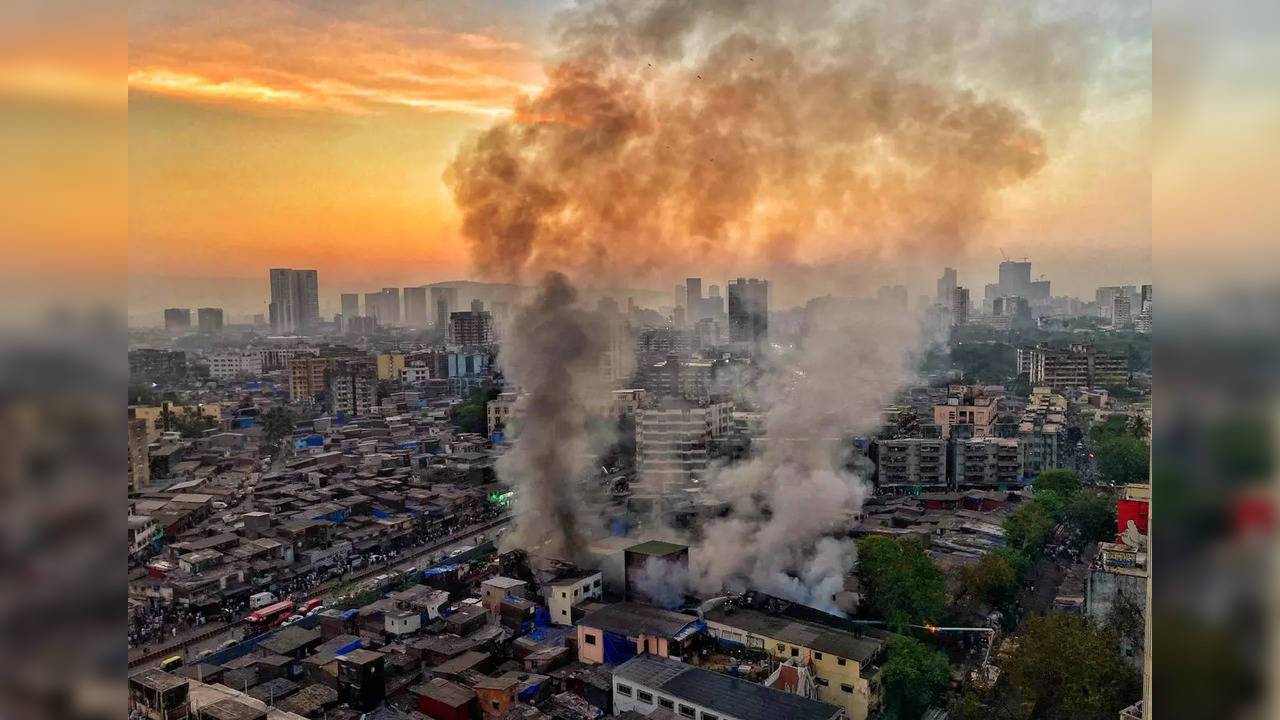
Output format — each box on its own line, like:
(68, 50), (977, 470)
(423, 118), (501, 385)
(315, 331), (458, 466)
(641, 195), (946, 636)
(163, 306), (224, 334)
(364, 287), (401, 325)
(403, 286), (429, 325)
(431, 286), (459, 331)
(269, 268), (320, 334)
(727, 277), (769, 356)
(163, 307), (191, 333)
(196, 307), (224, 334)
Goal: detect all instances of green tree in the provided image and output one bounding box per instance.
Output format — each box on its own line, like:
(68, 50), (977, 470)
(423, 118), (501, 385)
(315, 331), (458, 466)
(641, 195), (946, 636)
(1095, 433), (1149, 485)
(261, 407), (296, 455)
(175, 406), (217, 438)
(1002, 500), (1057, 558)
(1033, 469), (1082, 498)
(1089, 415), (1130, 442)
(1000, 614), (1140, 720)
(451, 385), (501, 434)
(856, 537), (945, 629)
(881, 636), (952, 720)
(954, 550), (1019, 615)
(1064, 492), (1118, 549)
(1127, 414), (1150, 441)
(158, 404), (177, 432)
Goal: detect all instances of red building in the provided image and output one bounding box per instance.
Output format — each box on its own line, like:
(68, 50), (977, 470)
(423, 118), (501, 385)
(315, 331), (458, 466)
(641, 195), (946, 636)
(1115, 484), (1151, 540)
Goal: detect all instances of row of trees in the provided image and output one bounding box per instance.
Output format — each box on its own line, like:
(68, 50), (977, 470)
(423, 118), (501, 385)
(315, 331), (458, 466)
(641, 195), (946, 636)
(1091, 415), (1150, 485)
(857, 467), (1139, 719)
(854, 536), (952, 720)
(156, 404), (218, 439)
(451, 385), (501, 435)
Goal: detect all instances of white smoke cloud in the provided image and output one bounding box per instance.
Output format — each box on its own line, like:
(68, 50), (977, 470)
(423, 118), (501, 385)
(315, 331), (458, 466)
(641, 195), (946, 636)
(690, 297), (923, 612)
(630, 555), (692, 610)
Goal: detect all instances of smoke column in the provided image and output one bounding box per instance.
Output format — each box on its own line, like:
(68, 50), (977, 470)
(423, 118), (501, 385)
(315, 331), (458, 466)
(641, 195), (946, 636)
(447, 0), (1101, 604)
(691, 297), (924, 611)
(443, 0), (1093, 285)
(494, 272), (609, 563)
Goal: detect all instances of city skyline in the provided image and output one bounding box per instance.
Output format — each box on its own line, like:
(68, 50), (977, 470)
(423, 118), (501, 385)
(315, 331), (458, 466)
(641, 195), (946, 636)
(129, 255), (1152, 327)
(128, 0), (1151, 318)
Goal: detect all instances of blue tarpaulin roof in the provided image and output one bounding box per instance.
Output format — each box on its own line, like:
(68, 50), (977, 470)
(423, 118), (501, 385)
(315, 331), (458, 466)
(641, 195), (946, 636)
(673, 621), (706, 642)
(518, 680), (543, 700)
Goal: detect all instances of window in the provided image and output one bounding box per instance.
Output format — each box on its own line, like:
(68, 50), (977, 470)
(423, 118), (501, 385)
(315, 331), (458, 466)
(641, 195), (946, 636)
(790, 647), (799, 657)
(702, 714), (719, 720)
(679, 705), (696, 718)
(637, 691), (654, 704)
(841, 684), (854, 694)
(815, 678), (829, 687)
(658, 697), (674, 709)
(561, 592), (568, 598)
(492, 701), (500, 709)
(617, 684), (633, 697)
(837, 658), (847, 666)
(814, 652), (823, 660)
(574, 588), (579, 597)
(777, 643), (785, 651)
(562, 609), (568, 616)
(584, 634), (597, 645)
(594, 579), (601, 587)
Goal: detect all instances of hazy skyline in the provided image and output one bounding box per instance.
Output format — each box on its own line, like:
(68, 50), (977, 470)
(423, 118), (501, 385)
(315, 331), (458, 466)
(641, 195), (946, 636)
(128, 0), (1151, 319)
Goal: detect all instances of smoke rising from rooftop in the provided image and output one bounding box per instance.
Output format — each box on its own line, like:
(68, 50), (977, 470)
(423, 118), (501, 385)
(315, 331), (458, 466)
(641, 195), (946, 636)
(691, 298), (923, 611)
(494, 272), (610, 563)
(447, 0), (1103, 607)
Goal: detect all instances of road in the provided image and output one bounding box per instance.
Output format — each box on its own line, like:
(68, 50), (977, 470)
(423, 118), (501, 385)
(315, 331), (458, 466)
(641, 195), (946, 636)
(128, 513), (513, 669)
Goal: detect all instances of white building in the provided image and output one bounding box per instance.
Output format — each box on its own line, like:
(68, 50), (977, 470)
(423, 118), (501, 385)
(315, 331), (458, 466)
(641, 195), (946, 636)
(544, 572), (603, 625)
(636, 400), (733, 495)
(207, 351), (264, 379)
(612, 654), (843, 720)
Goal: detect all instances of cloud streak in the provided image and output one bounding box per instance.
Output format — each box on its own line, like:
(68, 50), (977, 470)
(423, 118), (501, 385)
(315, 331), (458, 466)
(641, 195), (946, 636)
(129, 10), (543, 116)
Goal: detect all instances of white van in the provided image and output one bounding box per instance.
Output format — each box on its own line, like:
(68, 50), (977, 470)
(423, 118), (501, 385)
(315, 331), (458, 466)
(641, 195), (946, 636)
(249, 592), (277, 610)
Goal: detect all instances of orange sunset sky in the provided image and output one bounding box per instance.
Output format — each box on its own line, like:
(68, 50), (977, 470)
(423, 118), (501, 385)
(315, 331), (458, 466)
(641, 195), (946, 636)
(126, 0), (1152, 319)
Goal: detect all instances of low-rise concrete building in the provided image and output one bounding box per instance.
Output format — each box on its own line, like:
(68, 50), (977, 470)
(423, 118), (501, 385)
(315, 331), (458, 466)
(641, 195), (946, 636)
(612, 654), (844, 720)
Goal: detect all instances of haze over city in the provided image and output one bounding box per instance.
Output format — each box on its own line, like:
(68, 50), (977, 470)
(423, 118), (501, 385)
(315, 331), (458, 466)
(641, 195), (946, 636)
(120, 2), (1167, 720)
(128, 0), (1150, 321)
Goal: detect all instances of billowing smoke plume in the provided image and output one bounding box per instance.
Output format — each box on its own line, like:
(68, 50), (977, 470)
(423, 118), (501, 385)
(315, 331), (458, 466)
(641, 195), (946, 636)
(448, 0), (1099, 608)
(443, 0), (1089, 284)
(631, 556), (692, 610)
(494, 272), (610, 563)
(690, 299), (923, 612)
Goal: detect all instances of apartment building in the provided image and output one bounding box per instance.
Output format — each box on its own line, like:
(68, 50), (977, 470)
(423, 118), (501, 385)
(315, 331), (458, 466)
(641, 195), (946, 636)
(952, 437), (1023, 489)
(873, 438), (947, 492)
(636, 400), (733, 495)
(1016, 344), (1128, 389)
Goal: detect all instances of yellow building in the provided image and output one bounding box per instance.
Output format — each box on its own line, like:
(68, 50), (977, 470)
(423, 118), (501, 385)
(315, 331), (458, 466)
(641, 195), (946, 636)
(703, 606), (887, 720)
(128, 403), (223, 439)
(376, 353), (407, 381)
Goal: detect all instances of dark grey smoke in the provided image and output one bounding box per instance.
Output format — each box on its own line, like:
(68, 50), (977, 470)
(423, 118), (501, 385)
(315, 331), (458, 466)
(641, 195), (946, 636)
(495, 272), (610, 563)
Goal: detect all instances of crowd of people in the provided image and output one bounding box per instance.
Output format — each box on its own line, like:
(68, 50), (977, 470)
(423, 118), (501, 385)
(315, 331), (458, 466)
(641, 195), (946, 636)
(127, 605), (214, 653)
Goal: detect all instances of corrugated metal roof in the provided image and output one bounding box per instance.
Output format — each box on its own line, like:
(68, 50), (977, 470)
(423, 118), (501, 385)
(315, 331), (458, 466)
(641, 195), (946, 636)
(613, 655), (841, 720)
